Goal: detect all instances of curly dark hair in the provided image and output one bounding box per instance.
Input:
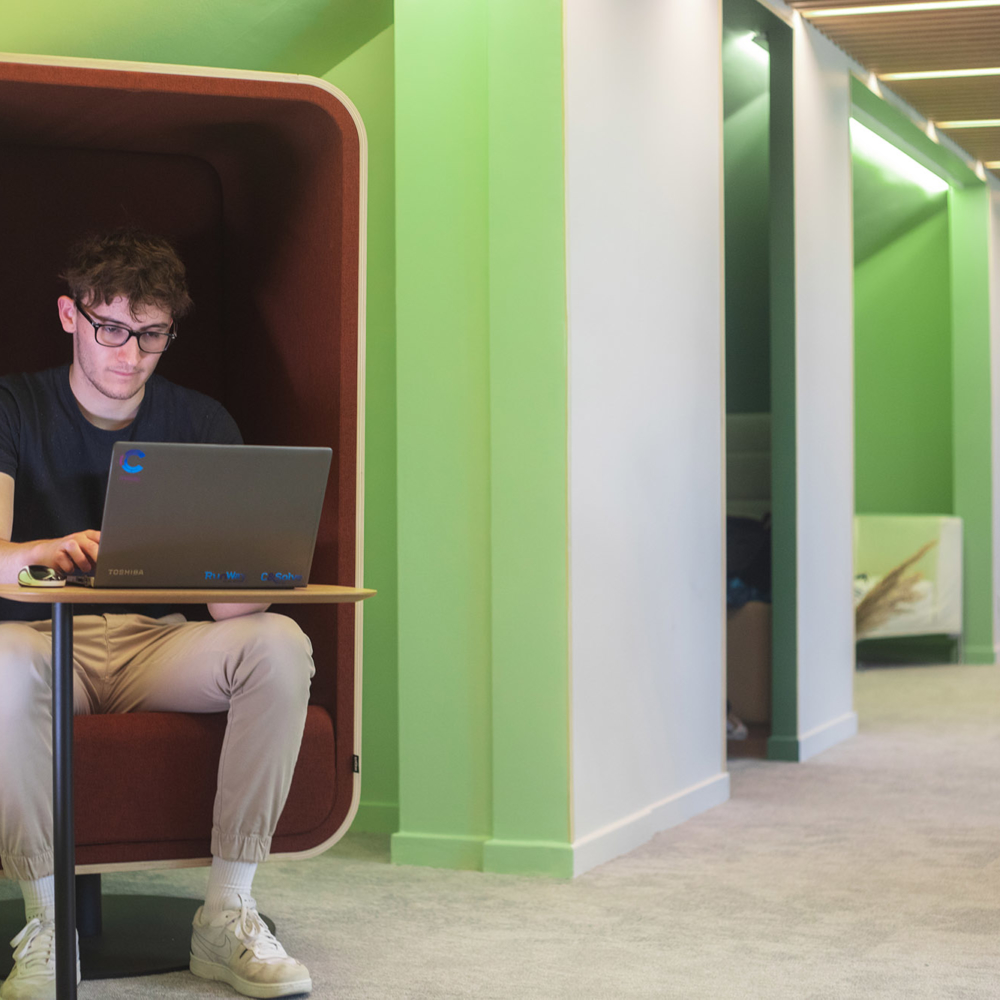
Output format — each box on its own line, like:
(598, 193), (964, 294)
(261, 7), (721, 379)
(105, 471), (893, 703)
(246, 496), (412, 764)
(61, 229), (193, 319)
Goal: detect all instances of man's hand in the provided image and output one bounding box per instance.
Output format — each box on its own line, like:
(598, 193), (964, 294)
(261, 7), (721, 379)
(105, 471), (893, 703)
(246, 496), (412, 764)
(32, 530), (102, 574)
(0, 473), (103, 583)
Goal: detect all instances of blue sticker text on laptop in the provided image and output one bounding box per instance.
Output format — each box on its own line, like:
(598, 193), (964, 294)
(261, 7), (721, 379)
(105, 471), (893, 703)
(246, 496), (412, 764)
(201, 571), (303, 584)
(260, 571), (304, 584)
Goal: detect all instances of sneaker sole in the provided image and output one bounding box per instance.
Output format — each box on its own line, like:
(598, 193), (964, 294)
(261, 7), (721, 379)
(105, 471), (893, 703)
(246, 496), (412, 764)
(190, 954), (312, 998)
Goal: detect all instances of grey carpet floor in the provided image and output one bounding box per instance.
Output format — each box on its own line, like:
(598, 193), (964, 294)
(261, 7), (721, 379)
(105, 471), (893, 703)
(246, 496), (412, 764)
(2, 663), (998, 998)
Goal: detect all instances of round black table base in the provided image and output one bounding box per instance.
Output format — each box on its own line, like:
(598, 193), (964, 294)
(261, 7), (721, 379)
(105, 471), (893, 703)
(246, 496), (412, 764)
(0, 896), (275, 981)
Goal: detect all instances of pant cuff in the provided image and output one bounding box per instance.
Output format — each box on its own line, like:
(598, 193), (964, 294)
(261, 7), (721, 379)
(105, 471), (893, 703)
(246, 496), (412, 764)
(211, 829), (271, 863)
(0, 849), (54, 882)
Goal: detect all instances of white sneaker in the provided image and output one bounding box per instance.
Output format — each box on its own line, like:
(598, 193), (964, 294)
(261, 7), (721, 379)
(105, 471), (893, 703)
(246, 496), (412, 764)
(0, 917), (79, 1000)
(190, 896), (312, 999)
(726, 710), (749, 741)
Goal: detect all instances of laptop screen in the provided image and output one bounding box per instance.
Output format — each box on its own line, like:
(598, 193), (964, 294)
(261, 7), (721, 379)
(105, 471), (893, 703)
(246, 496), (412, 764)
(94, 442), (332, 588)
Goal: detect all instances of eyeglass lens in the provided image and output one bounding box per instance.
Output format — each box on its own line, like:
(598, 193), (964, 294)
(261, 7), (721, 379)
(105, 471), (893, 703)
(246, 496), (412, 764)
(94, 325), (172, 353)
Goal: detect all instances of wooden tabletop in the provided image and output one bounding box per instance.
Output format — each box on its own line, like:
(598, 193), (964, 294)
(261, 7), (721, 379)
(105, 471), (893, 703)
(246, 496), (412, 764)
(0, 583), (375, 604)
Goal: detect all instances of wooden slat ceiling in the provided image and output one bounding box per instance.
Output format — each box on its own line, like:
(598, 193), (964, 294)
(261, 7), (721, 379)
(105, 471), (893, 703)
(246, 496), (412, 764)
(787, 0), (1000, 174)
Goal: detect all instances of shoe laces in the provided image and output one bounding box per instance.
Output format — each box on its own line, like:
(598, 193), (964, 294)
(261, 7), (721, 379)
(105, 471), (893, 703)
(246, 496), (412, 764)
(229, 896), (289, 962)
(9, 917), (55, 976)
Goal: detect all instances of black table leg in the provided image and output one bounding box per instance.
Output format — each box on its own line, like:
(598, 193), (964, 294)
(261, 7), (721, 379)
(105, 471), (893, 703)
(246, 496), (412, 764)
(52, 602), (76, 1000)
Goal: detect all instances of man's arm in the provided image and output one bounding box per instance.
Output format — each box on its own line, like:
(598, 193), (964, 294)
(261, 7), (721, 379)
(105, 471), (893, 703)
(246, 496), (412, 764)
(0, 472), (101, 584)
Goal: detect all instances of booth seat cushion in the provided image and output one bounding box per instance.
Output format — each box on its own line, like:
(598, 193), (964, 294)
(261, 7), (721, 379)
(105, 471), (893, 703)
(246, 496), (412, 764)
(43, 707), (336, 868)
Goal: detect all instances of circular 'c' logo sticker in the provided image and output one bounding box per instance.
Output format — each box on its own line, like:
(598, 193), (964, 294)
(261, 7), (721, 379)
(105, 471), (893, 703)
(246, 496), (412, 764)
(121, 450), (145, 474)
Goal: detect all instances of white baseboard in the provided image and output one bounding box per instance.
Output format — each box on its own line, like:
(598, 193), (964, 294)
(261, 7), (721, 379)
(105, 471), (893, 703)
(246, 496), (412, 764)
(797, 711), (858, 762)
(571, 771), (730, 877)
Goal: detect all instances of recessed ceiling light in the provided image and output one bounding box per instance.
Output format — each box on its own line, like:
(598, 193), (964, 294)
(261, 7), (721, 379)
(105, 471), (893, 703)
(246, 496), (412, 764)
(805, 1), (1000, 17)
(737, 32), (770, 65)
(881, 67), (1000, 80)
(850, 118), (950, 193)
(936, 118), (1000, 127)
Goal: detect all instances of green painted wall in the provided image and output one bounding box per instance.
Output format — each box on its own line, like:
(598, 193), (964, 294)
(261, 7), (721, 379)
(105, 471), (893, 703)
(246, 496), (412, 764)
(2, 4), (402, 825)
(854, 207), (953, 516)
(4, 0), (391, 76)
(323, 28), (399, 834)
(722, 31), (770, 415)
(393, 0), (572, 877)
(949, 185), (995, 664)
(850, 84), (995, 667)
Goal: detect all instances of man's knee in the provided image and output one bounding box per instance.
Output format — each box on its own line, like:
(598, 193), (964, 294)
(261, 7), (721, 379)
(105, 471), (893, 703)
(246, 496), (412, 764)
(229, 612), (315, 695)
(252, 612), (313, 661)
(0, 623), (51, 717)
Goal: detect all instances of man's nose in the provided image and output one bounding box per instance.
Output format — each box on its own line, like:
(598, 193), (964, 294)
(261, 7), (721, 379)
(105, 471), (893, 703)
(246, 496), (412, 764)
(115, 337), (144, 365)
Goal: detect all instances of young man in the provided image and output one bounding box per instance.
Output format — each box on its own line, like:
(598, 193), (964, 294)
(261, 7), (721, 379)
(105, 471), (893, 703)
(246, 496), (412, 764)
(0, 231), (315, 1000)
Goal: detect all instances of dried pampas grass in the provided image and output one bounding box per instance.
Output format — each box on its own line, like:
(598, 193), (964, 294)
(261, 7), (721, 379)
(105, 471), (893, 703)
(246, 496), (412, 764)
(855, 540), (938, 638)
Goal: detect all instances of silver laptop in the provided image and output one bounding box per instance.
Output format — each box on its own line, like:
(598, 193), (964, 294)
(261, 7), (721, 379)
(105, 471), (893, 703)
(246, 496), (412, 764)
(86, 442), (331, 589)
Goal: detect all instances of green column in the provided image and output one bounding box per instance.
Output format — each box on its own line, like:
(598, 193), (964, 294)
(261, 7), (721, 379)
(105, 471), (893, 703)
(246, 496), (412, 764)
(393, 0), (572, 874)
(949, 184), (995, 664)
(393, 0), (494, 870)
(482, 0), (572, 878)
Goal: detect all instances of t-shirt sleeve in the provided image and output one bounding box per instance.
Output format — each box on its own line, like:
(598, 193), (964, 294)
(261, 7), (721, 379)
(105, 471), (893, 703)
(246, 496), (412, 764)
(0, 386), (20, 480)
(204, 402), (243, 445)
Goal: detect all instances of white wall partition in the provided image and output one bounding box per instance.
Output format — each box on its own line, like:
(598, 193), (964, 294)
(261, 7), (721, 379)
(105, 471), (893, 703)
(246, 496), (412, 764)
(564, 0), (729, 875)
(791, 16), (858, 757)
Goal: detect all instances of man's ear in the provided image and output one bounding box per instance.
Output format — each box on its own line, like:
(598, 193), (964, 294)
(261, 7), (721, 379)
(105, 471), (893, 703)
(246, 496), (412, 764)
(57, 295), (77, 334)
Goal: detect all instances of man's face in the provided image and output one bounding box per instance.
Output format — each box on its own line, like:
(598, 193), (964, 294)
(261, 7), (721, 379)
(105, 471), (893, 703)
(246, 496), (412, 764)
(60, 295), (170, 403)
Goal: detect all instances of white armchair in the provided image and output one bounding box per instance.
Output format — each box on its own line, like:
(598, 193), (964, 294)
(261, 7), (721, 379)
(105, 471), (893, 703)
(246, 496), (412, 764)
(853, 514), (963, 645)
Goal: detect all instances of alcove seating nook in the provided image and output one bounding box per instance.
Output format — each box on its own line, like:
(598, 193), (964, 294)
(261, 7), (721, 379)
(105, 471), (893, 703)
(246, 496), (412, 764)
(0, 54), (367, 980)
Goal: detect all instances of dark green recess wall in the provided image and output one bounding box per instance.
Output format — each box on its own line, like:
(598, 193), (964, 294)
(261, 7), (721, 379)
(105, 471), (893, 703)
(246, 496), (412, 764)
(723, 29), (770, 415)
(723, 0), (798, 761)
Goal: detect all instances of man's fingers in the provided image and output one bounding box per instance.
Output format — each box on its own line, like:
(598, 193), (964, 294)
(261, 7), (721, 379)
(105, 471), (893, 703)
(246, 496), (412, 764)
(53, 553), (76, 574)
(62, 540), (92, 572)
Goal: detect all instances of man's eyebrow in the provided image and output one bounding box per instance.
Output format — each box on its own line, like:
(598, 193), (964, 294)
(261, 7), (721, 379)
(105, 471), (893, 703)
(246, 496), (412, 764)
(88, 309), (171, 331)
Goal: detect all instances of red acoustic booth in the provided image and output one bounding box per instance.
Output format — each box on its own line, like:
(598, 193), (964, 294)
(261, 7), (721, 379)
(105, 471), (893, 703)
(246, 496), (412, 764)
(0, 53), (367, 976)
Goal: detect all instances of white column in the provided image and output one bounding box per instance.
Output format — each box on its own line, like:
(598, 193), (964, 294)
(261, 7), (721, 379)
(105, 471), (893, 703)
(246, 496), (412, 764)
(564, 0), (729, 875)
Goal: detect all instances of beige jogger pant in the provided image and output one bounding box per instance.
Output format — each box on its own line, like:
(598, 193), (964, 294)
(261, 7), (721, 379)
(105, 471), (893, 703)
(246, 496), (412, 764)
(0, 611), (315, 881)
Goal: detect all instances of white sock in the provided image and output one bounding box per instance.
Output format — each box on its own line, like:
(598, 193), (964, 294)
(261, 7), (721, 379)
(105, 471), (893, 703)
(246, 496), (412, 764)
(204, 857), (257, 917)
(20, 876), (55, 922)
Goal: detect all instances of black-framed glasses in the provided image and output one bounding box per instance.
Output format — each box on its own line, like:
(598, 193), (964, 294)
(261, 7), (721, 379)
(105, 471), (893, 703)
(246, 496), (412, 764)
(74, 300), (177, 354)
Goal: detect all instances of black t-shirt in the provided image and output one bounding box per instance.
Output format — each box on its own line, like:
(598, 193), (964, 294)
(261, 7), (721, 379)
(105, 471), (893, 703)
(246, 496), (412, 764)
(0, 364), (242, 621)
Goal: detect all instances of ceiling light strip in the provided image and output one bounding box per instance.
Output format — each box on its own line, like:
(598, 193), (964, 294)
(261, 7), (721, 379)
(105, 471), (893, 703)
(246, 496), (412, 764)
(850, 118), (951, 192)
(881, 67), (1000, 80)
(936, 118), (1000, 127)
(805, 0), (1000, 17)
